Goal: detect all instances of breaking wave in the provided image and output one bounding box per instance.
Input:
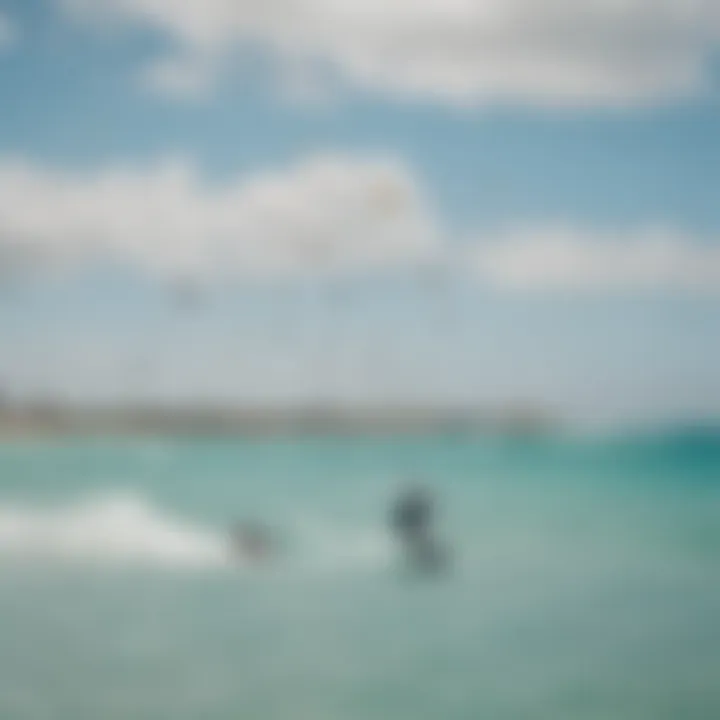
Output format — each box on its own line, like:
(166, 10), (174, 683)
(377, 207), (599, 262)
(0, 492), (393, 573)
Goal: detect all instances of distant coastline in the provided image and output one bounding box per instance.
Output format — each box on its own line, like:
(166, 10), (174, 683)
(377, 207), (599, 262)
(0, 402), (555, 439)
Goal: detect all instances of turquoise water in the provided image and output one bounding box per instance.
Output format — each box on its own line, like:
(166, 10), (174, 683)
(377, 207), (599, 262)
(0, 433), (718, 719)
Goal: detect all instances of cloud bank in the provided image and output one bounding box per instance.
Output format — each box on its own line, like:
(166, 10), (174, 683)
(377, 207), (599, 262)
(470, 227), (720, 293)
(0, 155), (439, 280)
(1, 154), (719, 293)
(63, 0), (720, 107)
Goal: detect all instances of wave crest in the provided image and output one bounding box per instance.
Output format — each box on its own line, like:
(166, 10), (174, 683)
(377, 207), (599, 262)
(0, 492), (394, 573)
(0, 493), (228, 569)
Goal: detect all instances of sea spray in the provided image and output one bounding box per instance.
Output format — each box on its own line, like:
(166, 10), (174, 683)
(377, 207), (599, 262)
(0, 492), (230, 569)
(0, 492), (396, 573)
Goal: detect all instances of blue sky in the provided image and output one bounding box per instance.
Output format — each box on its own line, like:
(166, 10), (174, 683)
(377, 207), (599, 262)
(0, 0), (719, 423)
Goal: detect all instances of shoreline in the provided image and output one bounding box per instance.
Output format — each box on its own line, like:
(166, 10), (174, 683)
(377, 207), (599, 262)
(0, 405), (555, 440)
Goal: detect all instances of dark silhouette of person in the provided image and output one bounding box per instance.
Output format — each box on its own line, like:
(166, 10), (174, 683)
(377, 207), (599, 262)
(231, 521), (275, 564)
(391, 484), (433, 543)
(390, 484), (448, 573)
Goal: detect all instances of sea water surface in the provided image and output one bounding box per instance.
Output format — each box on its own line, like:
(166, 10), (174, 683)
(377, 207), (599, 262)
(0, 432), (718, 720)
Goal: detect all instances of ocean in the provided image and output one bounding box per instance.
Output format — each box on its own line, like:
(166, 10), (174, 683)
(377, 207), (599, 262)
(0, 432), (718, 720)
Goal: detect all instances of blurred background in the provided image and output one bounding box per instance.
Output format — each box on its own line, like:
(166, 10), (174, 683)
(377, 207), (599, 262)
(0, 1), (719, 719)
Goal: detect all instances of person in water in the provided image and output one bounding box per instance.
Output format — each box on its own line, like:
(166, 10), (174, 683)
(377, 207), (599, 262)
(231, 521), (276, 564)
(391, 484), (433, 542)
(390, 483), (448, 573)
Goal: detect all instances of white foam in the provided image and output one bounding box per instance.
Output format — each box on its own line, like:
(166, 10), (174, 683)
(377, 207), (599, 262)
(0, 493), (395, 573)
(0, 493), (229, 569)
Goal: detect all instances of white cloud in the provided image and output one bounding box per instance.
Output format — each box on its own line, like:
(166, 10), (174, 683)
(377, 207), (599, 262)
(469, 226), (720, 293)
(0, 12), (18, 51)
(62, 0), (720, 107)
(0, 154), (440, 280)
(2, 154), (719, 294)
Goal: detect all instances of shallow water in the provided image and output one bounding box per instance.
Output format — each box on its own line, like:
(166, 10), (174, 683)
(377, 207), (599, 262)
(0, 433), (718, 719)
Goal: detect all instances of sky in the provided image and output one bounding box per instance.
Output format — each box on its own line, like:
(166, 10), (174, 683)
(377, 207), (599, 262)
(0, 0), (719, 424)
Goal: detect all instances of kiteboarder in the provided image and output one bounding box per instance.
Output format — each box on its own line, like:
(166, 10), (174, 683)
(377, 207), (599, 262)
(390, 483), (448, 574)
